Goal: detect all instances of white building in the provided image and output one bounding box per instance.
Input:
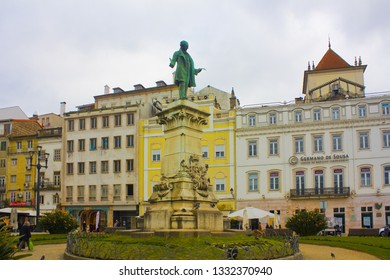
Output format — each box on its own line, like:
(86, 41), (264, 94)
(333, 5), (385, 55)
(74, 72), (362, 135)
(235, 46), (390, 233)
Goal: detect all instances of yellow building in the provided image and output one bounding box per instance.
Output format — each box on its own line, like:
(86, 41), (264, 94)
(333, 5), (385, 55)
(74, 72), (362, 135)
(5, 120), (41, 210)
(139, 86), (238, 216)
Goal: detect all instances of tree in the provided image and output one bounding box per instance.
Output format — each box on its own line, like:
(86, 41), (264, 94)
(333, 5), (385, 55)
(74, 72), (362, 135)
(39, 210), (78, 234)
(285, 210), (327, 236)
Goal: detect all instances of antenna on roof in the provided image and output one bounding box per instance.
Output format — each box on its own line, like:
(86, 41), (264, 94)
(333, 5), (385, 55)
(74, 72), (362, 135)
(328, 35), (331, 49)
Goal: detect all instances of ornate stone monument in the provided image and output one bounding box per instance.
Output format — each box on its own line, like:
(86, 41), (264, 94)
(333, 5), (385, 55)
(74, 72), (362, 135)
(143, 99), (224, 234)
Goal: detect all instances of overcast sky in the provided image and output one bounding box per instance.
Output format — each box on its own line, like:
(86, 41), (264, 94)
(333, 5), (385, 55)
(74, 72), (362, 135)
(1, 0), (389, 116)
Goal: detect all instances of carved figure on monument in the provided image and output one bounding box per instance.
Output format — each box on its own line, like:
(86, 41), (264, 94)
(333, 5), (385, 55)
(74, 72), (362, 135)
(180, 155), (210, 197)
(153, 174), (174, 198)
(169, 40), (204, 99)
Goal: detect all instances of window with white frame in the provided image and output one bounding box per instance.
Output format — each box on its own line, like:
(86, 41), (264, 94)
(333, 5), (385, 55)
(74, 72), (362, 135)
(113, 160), (121, 173)
(248, 140), (257, 157)
(202, 146), (209, 158)
(126, 135), (134, 147)
(383, 130), (390, 148)
(53, 149), (61, 161)
(79, 118), (86, 130)
(215, 145), (225, 158)
(102, 137), (109, 149)
(152, 149), (161, 162)
(54, 171), (60, 186)
(101, 161), (109, 173)
(333, 169), (344, 194)
(114, 114), (122, 126)
(102, 116), (109, 128)
(66, 163), (73, 175)
(126, 159), (134, 172)
(67, 140), (74, 152)
(89, 185), (96, 201)
(215, 178), (225, 192)
(66, 186), (73, 202)
(248, 173), (258, 192)
(332, 107), (340, 120)
(359, 132), (369, 150)
(360, 167), (372, 187)
(24, 191), (31, 202)
(89, 161), (97, 174)
(295, 111), (303, 123)
(27, 140), (33, 150)
(314, 170), (324, 194)
(358, 105), (367, 118)
(68, 120), (74, 131)
(77, 185), (84, 201)
(384, 166), (390, 185)
(248, 114), (256, 126)
(0, 176), (4, 186)
(114, 136), (121, 148)
(78, 139), (85, 151)
(127, 113), (134, 125)
(90, 138), (97, 151)
(90, 117), (97, 129)
(10, 191), (16, 202)
(382, 103), (390, 115)
(78, 162), (85, 174)
(269, 139), (278, 155)
(313, 109), (321, 121)
(332, 134), (342, 151)
(295, 171), (305, 195)
(269, 113), (277, 124)
(313, 135), (323, 152)
(101, 185), (108, 201)
(294, 137), (304, 154)
(114, 184), (121, 200)
(269, 172), (280, 190)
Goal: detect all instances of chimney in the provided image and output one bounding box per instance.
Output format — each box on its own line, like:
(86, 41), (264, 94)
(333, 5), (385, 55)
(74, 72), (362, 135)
(104, 85), (110, 95)
(60, 102), (66, 117)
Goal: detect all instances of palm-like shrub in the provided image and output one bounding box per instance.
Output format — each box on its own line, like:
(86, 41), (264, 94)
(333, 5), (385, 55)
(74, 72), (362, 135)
(0, 217), (30, 259)
(39, 210), (78, 234)
(285, 210), (327, 236)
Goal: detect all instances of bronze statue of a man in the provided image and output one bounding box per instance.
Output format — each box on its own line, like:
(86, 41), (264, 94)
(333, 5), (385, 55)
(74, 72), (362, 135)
(169, 40), (203, 99)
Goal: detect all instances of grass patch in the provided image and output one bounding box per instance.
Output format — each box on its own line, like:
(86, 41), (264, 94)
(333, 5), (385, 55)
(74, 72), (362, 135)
(30, 233), (68, 245)
(300, 236), (390, 260)
(66, 233), (297, 260)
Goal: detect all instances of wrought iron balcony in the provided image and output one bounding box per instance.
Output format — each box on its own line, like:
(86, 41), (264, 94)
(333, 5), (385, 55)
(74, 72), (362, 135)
(289, 187), (350, 199)
(33, 182), (61, 191)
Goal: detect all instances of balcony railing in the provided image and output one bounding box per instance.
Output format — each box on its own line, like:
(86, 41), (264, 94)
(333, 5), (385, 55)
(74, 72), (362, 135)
(0, 185), (5, 193)
(38, 127), (62, 138)
(289, 187), (350, 199)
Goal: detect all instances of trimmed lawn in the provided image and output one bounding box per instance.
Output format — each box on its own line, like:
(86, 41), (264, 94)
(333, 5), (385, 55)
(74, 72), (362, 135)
(65, 233), (297, 260)
(30, 233), (68, 245)
(300, 236), (390, 260)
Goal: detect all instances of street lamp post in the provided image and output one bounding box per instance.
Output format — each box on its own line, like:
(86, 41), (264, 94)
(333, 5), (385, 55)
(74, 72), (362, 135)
(29, 145), (49, 231)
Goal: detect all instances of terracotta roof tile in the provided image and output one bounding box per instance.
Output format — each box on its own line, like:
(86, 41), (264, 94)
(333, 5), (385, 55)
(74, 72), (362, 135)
(9, 120), (42, 137)
(315, 48), (350, 70)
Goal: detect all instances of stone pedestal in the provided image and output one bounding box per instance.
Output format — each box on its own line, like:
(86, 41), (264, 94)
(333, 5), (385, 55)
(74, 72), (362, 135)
(144, 100), (224, 232)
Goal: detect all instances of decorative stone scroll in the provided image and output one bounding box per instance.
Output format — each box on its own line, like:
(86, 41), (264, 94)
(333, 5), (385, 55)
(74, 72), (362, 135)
(158, 109), (208, 130)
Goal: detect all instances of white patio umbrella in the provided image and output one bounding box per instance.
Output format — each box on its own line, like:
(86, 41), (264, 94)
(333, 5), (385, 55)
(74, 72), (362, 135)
(228, 207), (275, 222)
(10, 208), (18, 231)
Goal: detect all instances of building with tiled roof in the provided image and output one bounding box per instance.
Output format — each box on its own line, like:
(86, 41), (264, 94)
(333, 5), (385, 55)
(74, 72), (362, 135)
(302, 45), (366, 102)
(0, 119), (41, 212)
